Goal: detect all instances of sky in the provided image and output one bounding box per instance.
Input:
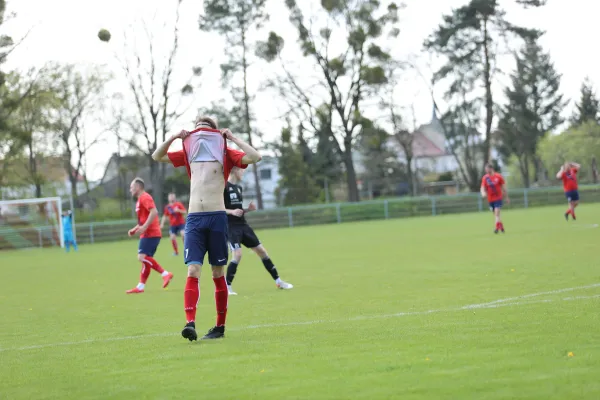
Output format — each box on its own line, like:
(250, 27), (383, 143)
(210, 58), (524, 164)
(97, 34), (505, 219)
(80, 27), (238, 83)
(3, 0), (600, 181)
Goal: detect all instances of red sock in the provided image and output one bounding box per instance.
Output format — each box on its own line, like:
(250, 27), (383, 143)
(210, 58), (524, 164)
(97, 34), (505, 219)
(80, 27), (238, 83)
(566, 209), (572, 216)
(171, 239), (178, 254)
(213, 276), (228, 327)
(139, 263), (151, 284)
(184, 277), (199, 323)
(145, 257), (165, 274)
(495, 222), (500, 229)
(499, 222), (504, 230)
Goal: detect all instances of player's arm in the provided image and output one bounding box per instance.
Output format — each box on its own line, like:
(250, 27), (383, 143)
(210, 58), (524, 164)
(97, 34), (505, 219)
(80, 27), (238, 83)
(502, 184), (509, 203)
(222, 129), (261, 164)
(175, 205), (187, 215)
(244, 201), (257, 213)
(160, 213), (167, 229)
(480, 183), (487, 198)
(152, 130), (189, 162)
(128, 224), (141, 237)
(556, 165), (564, 179)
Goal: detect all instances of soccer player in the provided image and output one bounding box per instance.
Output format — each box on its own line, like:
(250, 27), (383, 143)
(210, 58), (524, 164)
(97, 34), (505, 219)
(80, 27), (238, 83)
(61, 210), (78, 252)
(126, 178), (174, 294)
(557, 161), (581, 220)
(160, 193), (186, 256)
(225, 167), (293, 295)
(152, 116), (261, 341)
(480, 163), (509, 234)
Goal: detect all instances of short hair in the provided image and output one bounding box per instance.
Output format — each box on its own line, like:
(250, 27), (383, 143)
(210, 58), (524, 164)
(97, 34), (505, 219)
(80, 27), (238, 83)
(195, 116), (218, 129)
(485, 163), (494, 170)
(133, 177), (145, 189)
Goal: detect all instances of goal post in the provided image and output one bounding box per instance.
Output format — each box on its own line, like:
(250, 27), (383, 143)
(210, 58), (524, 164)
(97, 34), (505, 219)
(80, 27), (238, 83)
(0, 197), (64, 250)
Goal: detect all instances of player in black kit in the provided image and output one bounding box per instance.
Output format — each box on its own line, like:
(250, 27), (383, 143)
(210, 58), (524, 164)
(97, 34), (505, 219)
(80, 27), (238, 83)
(224, 167), (293, 295)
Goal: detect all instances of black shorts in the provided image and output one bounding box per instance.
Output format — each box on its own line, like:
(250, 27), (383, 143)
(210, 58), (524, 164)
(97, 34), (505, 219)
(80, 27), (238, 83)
(229, 224), (260, 250)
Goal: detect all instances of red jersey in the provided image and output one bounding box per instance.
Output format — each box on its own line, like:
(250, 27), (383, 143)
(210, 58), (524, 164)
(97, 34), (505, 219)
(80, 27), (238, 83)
(136, 192), (161, 238)
(481, 173), (505, 203)
(164, 201), (186, 226)
(167, 128), (248, 181)
(560, 168), (578, 192)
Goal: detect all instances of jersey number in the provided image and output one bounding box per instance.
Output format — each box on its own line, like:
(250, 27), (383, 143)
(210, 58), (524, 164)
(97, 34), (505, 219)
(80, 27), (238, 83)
(185, 248), (189, 259)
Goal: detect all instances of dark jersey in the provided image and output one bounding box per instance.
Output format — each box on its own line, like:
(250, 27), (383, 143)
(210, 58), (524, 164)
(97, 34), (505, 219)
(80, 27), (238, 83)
(224, 182), (246, 225)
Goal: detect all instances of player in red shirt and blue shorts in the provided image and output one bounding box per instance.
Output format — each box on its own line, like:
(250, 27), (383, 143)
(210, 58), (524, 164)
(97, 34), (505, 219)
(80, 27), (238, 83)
(480, 163), (509, 234)
(557, 162), (581, 221)
(126, 178), (174, 294)
(160, 193), (187, 256)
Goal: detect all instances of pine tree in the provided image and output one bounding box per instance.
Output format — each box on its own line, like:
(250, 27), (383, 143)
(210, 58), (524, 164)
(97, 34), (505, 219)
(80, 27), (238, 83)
(497, 37), (566, 187)
(424, 0), (544, 176)
(274, 124), (320, 206)
(570, 77), (600, 127)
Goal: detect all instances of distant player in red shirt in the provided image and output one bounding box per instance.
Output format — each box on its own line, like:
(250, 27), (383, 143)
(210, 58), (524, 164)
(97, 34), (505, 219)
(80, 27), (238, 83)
(126, 178), (173, 294)
(160, 193), (186, 256)
(480, 163), (509, 234)
(557, 161), (581, 221)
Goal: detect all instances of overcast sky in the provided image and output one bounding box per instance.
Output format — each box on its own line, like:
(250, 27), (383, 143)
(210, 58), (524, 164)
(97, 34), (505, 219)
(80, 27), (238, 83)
(4, 0), (599, 181)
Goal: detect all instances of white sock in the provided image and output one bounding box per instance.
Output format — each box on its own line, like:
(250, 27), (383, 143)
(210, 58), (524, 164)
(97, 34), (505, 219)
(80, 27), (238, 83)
(136, 283), (145, 290)
(161, 271), (169, 277)
(275, 278), (282, 284)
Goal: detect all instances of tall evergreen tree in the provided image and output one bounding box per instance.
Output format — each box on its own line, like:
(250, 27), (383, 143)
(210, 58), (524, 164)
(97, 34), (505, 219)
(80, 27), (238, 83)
(201, 0), (267, 209)
(570, 77), (600, 127)
(274, 124), (320, 206)
(424, 0), (544, 174)
(497, 37), (566, 187)
(258, 0), (401, 202)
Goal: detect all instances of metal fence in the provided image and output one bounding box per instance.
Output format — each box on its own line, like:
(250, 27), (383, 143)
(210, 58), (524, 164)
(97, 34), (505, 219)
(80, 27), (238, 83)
(2, 184), (599, 250)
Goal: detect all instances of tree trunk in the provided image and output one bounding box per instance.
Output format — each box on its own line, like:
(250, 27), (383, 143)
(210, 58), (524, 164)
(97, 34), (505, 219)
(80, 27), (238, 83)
(406, 156), (415, 196)
(343, 148), (359, 202)
(482, 18), (494, 170)
(519, 155), (530, 188)
(241, 26), (263, 209)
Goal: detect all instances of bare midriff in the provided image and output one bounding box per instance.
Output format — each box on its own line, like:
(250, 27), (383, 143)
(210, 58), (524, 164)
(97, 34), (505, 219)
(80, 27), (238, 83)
(188, 161), (226, 213)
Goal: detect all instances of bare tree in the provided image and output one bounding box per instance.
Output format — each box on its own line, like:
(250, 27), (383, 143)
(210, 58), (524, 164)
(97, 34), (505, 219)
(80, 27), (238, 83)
(110, 0), (202, 207)
(50, 64), (110, 197)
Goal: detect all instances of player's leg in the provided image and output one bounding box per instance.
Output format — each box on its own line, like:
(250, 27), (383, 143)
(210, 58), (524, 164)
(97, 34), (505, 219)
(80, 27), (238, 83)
(225, 227), (244, 294)
(493, 206), (504, 233)
(126, 240), (152, 293)
(226, 245), (242, 295)
(202, 213), (229, 340)
(71, 237), (78, 251)
(570, 191), (579, 220)
(244, 226), (293, 289)
(169, 226), (179, 255)
(64, 234), (72, 252)
(144, 238), (173, 287)
(179, 226), (185, 252)
(181, 215), (207, 341)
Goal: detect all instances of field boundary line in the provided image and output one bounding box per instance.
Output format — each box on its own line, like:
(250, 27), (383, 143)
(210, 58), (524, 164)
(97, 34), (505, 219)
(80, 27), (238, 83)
(1, 283), (599, 353)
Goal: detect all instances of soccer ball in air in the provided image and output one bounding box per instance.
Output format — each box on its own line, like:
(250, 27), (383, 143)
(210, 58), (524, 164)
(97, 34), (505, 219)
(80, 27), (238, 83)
(98, 29), (111, 42)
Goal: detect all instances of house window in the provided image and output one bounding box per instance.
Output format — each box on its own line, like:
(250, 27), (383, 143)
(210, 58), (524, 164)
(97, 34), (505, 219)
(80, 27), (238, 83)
(260, 169), (272, 180)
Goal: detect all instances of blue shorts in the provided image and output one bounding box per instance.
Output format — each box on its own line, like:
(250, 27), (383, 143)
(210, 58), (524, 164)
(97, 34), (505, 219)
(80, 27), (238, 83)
(138, 237), (161, 257)
(169, 224), (185, 235)
(565, 190), (580, 202)
(184, 212), (229, 266)
(489, 200), (503, 211)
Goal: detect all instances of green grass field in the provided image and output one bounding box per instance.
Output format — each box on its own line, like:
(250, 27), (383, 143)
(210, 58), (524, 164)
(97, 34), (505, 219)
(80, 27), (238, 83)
(1, 205), (599, 399)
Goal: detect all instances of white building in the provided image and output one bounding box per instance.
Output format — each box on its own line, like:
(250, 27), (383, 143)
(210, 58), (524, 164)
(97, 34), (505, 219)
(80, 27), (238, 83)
(238, 156), (281, 209)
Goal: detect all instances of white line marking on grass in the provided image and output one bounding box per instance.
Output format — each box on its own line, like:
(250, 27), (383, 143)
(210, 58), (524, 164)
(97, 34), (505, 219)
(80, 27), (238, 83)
(2, 284), (599, 353)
